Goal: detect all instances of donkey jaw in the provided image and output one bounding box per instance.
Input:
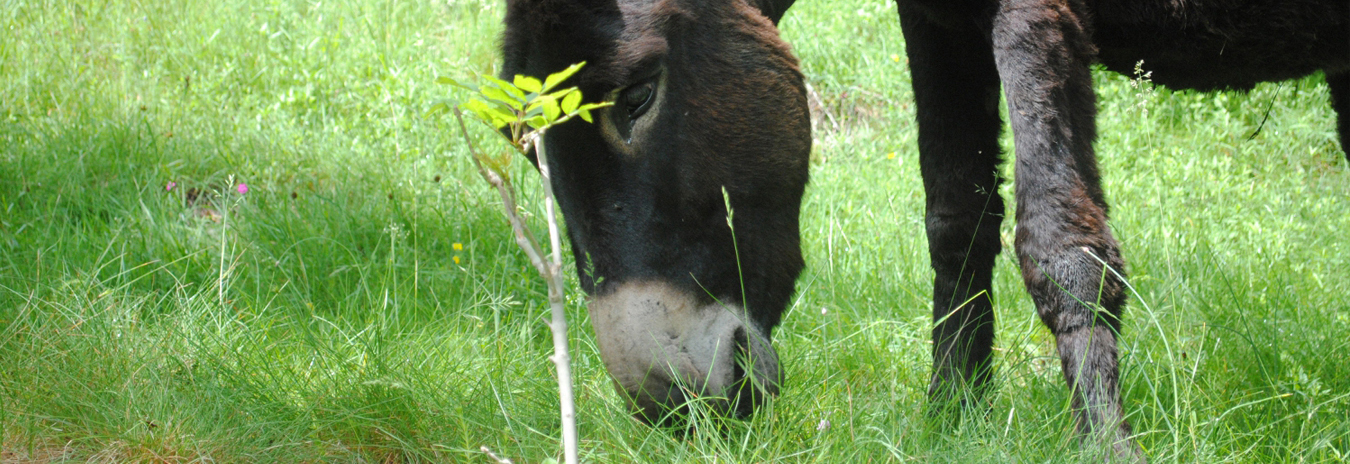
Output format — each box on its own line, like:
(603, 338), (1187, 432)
(587, 280), (781, 424)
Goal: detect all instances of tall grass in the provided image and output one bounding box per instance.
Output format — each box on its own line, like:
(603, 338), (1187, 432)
(2, 0), (1347, 461)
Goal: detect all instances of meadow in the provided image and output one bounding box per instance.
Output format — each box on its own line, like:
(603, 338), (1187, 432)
(2, 0), (1348, 461)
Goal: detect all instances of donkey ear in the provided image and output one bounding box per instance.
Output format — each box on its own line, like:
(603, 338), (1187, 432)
(745, 0), (796, 25)
(502, 0), (624, 48)
(504, 0), (622, 28)
(500, 0), (626, 83)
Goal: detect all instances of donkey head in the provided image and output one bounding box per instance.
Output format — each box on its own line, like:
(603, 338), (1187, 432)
(500, 0), (810, 424)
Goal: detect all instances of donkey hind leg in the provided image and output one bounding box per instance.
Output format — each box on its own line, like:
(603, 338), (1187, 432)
(898, 1), (1006, 411)
(1327, 71), (1350, 163)
(991, 0), (1142, 460)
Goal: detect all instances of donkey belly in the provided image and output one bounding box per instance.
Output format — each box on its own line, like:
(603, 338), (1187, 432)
(1090, 0), (1350, 91)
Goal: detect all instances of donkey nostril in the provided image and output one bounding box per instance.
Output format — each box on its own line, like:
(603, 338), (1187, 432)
(731, 326), (750, 383)
(727, 326), (761, 418)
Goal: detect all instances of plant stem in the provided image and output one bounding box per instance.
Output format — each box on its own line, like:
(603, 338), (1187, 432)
(453, 108), (577, 464)
(534, 133), (579, 464)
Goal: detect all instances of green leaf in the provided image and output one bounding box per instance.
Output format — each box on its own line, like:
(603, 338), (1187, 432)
(481, 86), (523, 110)
(513, 74), (543, 93)
(578, 107), (593, 123)
(560, 89), (581, 115)
(490, 101), (518, 121)
(462, 98), (489, 115)
(544, 86), (577, 101)
(482, 75), (526, 101)
(474, 109), (506, 128)
(426, 101), (449, 118)
(435, 76), (478, 93)
(542, 61), (585, 93)
(542, 96), (561, 122)
(527, 115), (548, 129)
(435, 76), (467, 89)
(464, 98), (514, 129)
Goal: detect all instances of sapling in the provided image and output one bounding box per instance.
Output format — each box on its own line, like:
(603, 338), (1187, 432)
(434, 62), (609, 464)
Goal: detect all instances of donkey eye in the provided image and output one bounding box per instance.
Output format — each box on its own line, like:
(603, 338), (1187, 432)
(621, 81), (655, 118)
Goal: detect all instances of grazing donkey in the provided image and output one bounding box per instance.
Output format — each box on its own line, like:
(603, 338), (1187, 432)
(499, 0), (1348, 459)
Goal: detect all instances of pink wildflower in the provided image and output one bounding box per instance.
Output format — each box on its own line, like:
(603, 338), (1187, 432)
(166, 181), (177, 191)
(236, 183), (248, 194)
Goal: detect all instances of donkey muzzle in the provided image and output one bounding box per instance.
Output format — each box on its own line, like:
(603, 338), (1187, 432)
(587, 280), (781, 424)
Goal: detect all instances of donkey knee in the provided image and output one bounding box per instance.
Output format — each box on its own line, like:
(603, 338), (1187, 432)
(1017, 238), (1128, 334)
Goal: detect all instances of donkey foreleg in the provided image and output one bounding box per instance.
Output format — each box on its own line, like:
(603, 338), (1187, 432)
(992, 0), (1142, 460)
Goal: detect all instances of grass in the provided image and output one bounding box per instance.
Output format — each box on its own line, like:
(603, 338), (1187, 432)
(2, 0), (1348, 461)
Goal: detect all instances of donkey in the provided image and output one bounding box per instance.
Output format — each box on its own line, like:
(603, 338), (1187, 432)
(499, 0), (1348, 459)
